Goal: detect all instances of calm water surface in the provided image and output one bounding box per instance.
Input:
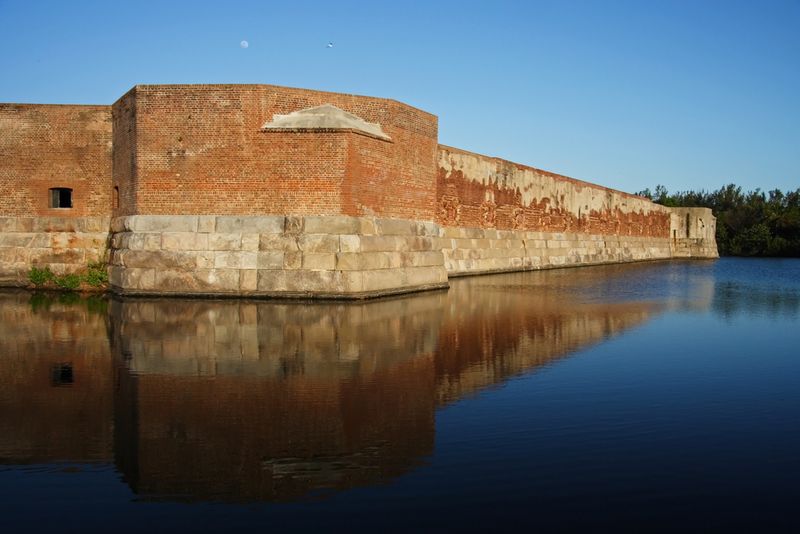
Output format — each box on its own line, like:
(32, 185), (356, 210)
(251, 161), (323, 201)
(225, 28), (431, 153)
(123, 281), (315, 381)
(1, 258), (799, 532)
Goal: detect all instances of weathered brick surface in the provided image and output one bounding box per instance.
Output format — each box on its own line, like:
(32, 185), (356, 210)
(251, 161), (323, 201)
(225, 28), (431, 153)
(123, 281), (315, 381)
(111, 85), (438, 221)
(437, 145), (672, 238)
(0, 104), (112, 217)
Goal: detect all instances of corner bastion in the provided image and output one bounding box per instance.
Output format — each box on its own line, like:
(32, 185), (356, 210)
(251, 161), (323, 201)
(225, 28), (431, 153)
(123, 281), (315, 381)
(0, 84), (717, 298)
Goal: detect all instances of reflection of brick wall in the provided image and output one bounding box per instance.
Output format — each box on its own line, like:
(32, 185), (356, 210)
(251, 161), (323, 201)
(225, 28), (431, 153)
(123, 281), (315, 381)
(114, 356), (435, 501)
(111, 85), (438, 221)
(0, 104), (112, 218)
(109, 296), (440, 500)
(435, 269), (661, 404)
(0, 293), (113, 462)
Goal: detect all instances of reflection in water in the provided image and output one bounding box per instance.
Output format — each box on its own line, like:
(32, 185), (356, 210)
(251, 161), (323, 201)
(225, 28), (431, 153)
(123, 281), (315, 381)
(9, 259), (791, 503)
(0, 291), (112, 464)
(110, 282), (663, 502)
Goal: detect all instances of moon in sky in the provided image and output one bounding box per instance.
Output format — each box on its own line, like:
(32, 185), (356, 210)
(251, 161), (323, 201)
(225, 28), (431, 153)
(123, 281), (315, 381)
(240, 40), (249, 49)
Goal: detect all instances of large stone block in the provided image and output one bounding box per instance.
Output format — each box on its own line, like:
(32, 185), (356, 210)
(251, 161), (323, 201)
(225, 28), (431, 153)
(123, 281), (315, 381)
(214, 251), (245, 269)
(193, 269), (240, 291)
(303, 253), (336, 270)
(257, 251), (284, 269)
(336, 251), (393, 271)
(298, 234), (339, 253)
(415, 221), (440, 237)
(241, 233), (259, 251)
(403, 250), (444, 268)
(153, 269), (202, 292)
(215, 216), (284, 234)
(195, 251), (215, 268)
(259, 234), (299, 252)
(0, 247), (30, 263)
(29, 217), (75, 233)
(376, 218), (417, 236)
(303, 215), (361, 235)
(0, 217), (17, 232)
(133, 215), (198, 233)
(126, 232), (162, 251)
(357, 218), (376, 235)
(120, 267), (156, 290)
(197, 216), (216, 233)
(80, 217), (111, 233)
(111, 232), (127, 250)
(361, 235), (402, 253)
(405, 266), (448, 287)
(110, 217), (128, 233)
(121, 250), (196, 270)
(30, 248), (85, 265)
(208, 233), (242, 251)
(240, 269), (257, 291)
(257, 269), (287, 292)
(288, 270), (337, 292)
(339, 235), (361, 253)
(109, 266), (123, 286)
(0, 233), (35, 248)
(283, 251), (302, 269)
(362, 269), (405, 292)
(162, 232), (208, 251)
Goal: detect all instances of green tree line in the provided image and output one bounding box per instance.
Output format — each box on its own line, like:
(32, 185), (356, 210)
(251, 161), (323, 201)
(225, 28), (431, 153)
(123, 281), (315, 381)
(636, 184), (800, 257)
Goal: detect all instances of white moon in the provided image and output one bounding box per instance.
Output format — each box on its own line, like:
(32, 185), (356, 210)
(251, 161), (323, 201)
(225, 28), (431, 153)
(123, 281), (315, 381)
(240, 40), (249, 49)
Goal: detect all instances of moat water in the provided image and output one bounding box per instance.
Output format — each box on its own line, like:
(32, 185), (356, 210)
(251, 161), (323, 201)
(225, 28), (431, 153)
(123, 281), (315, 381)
(1, 258), (799, 532)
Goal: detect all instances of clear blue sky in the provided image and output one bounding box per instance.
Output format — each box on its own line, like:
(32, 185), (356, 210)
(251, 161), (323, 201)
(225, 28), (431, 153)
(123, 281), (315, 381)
(1, 0), (798, 195)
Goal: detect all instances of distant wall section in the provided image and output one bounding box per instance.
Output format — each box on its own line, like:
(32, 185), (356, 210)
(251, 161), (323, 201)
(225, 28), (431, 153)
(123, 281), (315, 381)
(0, 104), (112, 218)
(0, 105), (112, 285)
(434, 146), (708, 276)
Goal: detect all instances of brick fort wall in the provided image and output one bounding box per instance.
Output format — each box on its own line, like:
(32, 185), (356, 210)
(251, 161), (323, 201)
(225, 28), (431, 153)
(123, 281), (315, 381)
(112, 85), (438, 221)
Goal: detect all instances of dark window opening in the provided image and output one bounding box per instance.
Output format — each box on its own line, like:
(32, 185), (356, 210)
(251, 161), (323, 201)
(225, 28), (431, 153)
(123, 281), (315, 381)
(50, 188), (73, 209)
(113, 186), (120, 209)
(51, 363), (74, 387)
(685, 213), (690, 238)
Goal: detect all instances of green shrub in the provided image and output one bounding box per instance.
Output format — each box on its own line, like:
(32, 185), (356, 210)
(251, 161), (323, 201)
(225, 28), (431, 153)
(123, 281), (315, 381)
(84, 262), (109, 287)
(54, 273), (81, 290)
(29, 266), (55, 287)
(28, 262), (109, 291)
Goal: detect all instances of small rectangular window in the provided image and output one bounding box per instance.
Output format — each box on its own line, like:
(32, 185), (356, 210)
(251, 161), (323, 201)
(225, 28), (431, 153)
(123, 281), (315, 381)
(50, 188), (73, 208)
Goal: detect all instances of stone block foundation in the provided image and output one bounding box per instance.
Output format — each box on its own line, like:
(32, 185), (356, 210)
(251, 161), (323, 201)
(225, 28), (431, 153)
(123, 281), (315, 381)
(0, 215), (717, 298)
(0, 217), (110, 286)
(439, 226), (674, 276)
(108, 215), (449, 298)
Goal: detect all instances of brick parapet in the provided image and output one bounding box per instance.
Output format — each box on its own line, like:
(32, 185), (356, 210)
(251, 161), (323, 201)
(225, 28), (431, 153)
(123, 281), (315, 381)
(112, 85), (438, 221)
